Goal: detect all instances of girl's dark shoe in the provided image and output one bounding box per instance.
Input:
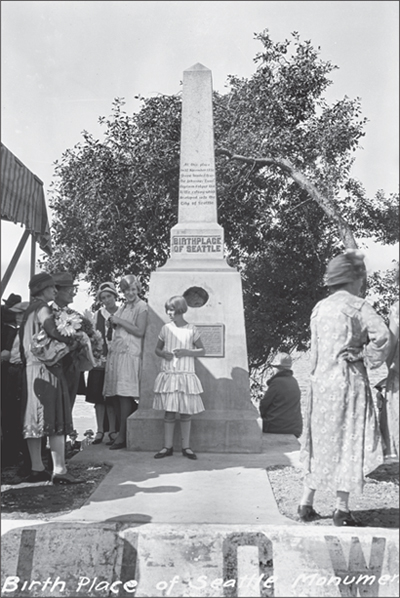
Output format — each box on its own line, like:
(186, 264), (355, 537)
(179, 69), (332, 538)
(26, 469), (52, 483)
(92, 432), (104, 445)
(52, 472), (84, 485)
(105, 432), (118, 446)
(154, 447), (173, 459)
(297, 505), (321, 522)
(333, 509), (361, 527)
(182, 448), (197, 460)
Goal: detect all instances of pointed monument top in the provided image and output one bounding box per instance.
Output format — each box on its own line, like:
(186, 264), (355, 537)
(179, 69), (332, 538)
(185, 63), (210, 72)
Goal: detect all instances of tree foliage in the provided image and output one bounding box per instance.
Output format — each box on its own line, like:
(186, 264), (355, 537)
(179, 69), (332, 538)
(43, 30), (398, 370)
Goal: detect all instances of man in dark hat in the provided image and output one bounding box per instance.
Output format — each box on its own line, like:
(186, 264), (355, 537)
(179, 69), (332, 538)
(51, 272), (81, 410)
(1, 293), (23, 351)
(3, 293), (22, 308)
(1, 301), (30, 469)
(259, 352), (303, 438)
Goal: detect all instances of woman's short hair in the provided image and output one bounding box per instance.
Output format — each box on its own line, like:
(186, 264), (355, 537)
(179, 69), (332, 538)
(165, 295), (188, 314)
(120, 274), (142, 293)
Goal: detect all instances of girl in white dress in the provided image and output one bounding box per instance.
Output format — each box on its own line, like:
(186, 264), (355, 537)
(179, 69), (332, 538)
(153, 296), (205, 460)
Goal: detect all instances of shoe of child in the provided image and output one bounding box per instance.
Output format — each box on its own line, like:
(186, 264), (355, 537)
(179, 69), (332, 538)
(182, 448), (197, 460)
(154, 447), (173, 459)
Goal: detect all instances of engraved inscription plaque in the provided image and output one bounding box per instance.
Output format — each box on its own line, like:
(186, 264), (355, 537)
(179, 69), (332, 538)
(197, 324), (224, 357)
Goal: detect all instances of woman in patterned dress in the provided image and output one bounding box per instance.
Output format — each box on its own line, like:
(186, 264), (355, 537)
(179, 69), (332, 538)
(152, 295), (205, 460)
(299, 251), (391, 526)
(103, 275), (148, 450)
(20, 272), (81, 484)
(385, 264), (399, 460)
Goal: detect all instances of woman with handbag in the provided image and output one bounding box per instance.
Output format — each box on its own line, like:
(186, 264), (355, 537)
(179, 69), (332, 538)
(19, 272), (82, 484)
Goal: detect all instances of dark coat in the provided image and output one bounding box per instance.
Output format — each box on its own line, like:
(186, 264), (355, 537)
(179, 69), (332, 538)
(259, 369), (302, 437)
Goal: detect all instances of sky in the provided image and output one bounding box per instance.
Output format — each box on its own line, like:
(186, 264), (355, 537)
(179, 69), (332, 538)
(1, 0), (399, 310)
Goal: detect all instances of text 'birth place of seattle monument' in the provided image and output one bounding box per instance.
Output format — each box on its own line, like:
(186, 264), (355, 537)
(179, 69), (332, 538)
(128, 63), (262, 453)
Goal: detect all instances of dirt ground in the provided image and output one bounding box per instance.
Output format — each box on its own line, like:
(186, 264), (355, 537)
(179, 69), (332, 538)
(1, 456), (112, 520)
(267, 461), (399, 528)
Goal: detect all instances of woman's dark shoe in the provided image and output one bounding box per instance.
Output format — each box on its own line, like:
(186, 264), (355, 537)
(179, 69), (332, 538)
(26, 469), (52, 483)
(109, 441), (126, 450)
(333, 509), (361, 527)
(92, 432), (105, 445)
(52, 472), (84, 485)
(297, 505), (321, 522)
(105, 432), (118, 446)
(154, 447), (173, 459)
(182, 448), (197, 460)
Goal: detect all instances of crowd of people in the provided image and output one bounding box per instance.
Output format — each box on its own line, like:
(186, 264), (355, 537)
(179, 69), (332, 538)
(1, 271), (208, 480)
(1, 250), (398, 524)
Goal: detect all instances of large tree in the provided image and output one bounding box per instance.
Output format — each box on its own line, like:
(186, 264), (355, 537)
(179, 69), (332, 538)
(43, 30), (398, 370)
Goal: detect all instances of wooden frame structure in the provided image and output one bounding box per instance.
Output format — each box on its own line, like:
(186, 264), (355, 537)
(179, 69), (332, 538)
(1, 143), (52, 297)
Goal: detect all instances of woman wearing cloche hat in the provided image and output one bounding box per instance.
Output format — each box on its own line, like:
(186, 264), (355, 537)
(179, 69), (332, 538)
(19, 271), (82, 484)
(299, 250), (391, 526)
(85, 281), (120, 445)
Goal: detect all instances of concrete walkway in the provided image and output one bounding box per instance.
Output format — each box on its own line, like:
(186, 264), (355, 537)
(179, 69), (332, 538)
(52, 434), (299, 526)
(1, 435), (398, 597)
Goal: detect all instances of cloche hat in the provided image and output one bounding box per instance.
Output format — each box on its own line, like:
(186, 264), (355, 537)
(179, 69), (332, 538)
(325, 250), (366, 287)
(96, 282), (118, 301)
(29, 272), (55, 296)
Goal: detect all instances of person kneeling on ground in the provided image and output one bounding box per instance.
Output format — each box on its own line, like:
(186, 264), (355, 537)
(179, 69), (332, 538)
(259, 352), (302, 438)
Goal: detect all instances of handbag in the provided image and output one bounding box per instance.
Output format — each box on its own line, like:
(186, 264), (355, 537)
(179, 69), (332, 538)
(30, 329), (70, 367)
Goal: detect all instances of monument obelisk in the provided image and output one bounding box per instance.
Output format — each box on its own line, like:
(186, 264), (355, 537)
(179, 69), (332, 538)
(128, 63), (262, 452)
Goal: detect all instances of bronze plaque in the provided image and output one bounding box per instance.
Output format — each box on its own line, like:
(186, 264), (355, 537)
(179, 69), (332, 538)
(196, 324), (224, 357)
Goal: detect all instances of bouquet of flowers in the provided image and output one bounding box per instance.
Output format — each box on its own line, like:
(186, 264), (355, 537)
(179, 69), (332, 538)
(31, 307), (104, 370)
(55, 308), (104, 371)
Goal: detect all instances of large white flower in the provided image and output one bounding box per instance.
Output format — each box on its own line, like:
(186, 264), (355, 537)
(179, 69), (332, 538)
(56, 310), (82, 336)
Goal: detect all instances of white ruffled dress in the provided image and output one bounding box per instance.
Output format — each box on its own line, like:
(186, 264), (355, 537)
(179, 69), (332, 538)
(153, 322), (205, 414)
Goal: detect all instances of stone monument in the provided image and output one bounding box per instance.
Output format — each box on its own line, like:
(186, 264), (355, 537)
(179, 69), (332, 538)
(127, 63), (262, 452)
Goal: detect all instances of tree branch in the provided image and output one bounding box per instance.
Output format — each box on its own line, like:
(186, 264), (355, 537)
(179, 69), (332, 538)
(217, 148), (358, 249)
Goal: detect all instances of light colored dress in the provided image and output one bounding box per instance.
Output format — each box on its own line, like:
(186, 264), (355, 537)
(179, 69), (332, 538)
(103, 299), (148, 398)
(22, 302), (73, 438)
(386, 300), (399, 457)
(153, 322), (205, 414)
(300, 290), (390, 494)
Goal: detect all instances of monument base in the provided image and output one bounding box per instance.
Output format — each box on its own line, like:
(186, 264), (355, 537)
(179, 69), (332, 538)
(128, 265), (263, 453)
(127, 410), (263, 453)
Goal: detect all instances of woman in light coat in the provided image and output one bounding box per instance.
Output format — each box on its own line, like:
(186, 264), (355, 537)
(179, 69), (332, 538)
(299, 251), (391, 526)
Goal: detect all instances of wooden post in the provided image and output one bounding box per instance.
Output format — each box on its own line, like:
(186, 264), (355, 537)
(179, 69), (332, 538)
(0, 228), (30, 298)
(30, 232), (36, 279)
